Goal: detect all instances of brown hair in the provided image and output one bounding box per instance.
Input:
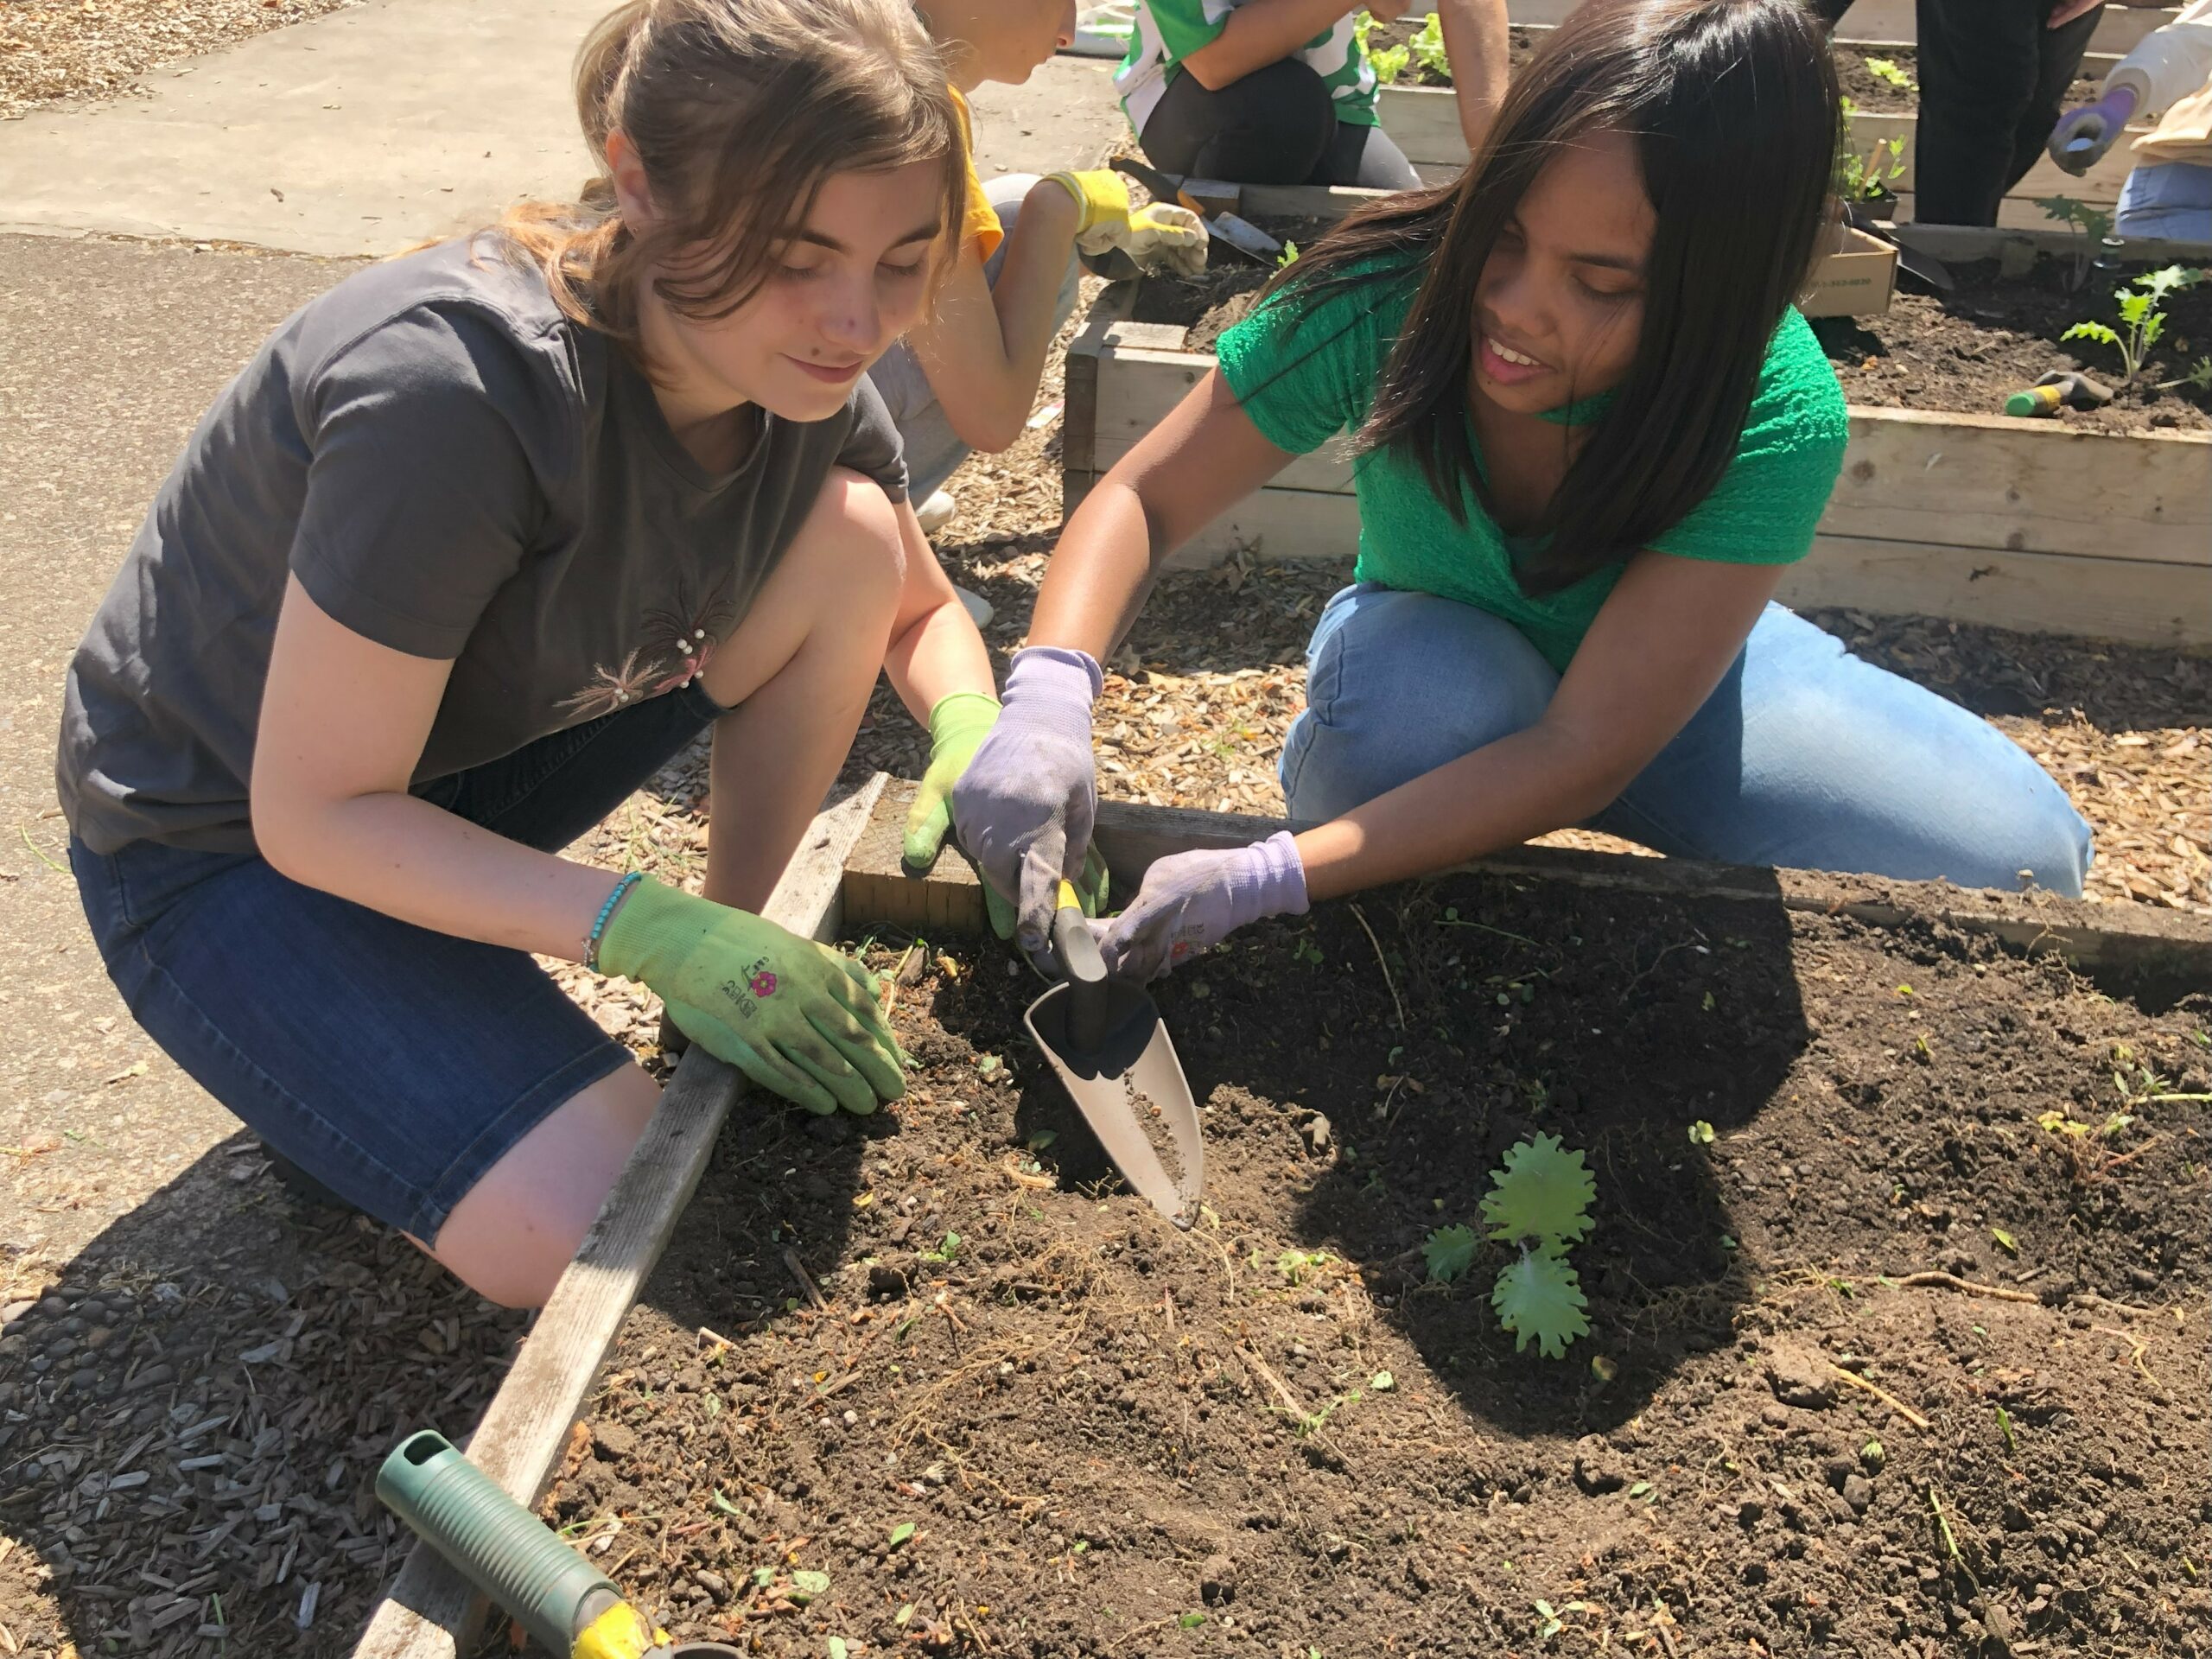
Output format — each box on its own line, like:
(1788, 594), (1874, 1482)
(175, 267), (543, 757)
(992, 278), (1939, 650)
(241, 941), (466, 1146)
(1255, 0), (1839, 597)
(498, 0), (966, 364)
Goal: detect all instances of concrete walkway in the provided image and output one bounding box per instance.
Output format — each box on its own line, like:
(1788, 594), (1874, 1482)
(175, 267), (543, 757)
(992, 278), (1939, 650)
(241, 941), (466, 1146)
(0, 0), (1127, 1276)
(0, 0), (1128, 256)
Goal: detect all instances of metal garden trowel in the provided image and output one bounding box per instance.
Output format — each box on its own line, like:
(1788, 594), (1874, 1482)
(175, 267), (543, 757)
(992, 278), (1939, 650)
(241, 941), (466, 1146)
(1023, 881), (1204, 1227)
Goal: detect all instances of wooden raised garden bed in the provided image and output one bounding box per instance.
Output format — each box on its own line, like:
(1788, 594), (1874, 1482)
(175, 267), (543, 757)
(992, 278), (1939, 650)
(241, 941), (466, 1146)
(1376, 2), (2167, 226)
(1062, 188), (2212, 647)
(359, 776), (2210, 1657)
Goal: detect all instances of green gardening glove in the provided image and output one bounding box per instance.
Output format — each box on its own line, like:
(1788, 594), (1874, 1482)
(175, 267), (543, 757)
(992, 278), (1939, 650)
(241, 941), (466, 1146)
(902, 691), (1109, 940)
(596, 878), (903, 1116)
(903, 692), (1002, 870)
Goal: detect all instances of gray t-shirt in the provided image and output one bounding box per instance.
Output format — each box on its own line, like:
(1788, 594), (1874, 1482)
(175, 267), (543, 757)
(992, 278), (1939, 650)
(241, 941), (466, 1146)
(59, 235), (906, 855)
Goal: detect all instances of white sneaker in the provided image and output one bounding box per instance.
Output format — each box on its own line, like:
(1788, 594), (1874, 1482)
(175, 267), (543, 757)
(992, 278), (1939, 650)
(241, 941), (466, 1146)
(955, 584), (995, 630)
(916, 489), (958, 535)
(1065, 2), (1133, 57)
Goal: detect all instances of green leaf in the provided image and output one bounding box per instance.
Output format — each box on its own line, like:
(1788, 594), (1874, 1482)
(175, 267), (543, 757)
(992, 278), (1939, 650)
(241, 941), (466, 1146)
(1369, 41), (1408, 84)
(2118, 291), (2152, 325)
(1424, 1223), (1478, 1283)
(1688, 1120), (1715, 1146)
(1491, 1247), (1591, 1357)
(789, 1569), (830, 1603)
(2063, 321), (2120, 346)
(1179, 1611), (1207, 1628)
(1478, 1134), (1597, 1247)
(829, 1640), (850, 1659)
(1370, 1370), (1395, 1391)
(711, 1490), (744, 1517)
(1992, 1227), (2018, 1255)
(889, 1522), (917, 1548)
(1410, 12), (1448, 74)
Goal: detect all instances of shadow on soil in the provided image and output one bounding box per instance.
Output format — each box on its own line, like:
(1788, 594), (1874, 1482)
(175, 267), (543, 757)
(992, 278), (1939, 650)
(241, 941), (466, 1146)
(0, 1138), (524, 1657)
(1031, 868), (1813, 1440)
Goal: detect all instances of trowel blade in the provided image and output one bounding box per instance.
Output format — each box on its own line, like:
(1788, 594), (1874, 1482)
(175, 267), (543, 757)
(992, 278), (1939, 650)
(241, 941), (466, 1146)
(1024, 979), (1204, 1224)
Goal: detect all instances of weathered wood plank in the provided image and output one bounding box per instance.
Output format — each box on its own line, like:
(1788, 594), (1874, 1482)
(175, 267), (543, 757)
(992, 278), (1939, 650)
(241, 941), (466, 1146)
(1777, 535), (2212, 647)
(1892, 220), (2212, 265)
(353, 774), (889, 1659)
(857, 780), (2212, 986)
(1820, 408), (2212, 566)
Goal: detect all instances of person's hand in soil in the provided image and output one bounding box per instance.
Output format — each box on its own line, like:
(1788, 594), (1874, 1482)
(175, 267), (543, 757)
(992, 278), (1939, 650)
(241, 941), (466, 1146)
(950, 645), (1106, 963)
(1045, 169), (1208, 279)
(1092, 833), (1308, 981)
(595, 878), (903, 1115)
(2047, 83), (2139, 174)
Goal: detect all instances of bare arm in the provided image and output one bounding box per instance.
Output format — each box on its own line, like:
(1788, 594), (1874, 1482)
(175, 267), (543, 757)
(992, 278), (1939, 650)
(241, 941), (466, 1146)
(1437, 0), (1511, 155)
(1028, 368), (1299, 655)
(250, 576), (620, 960)
(1181, 0), (1384, 92)
(1293, 552), (1784, 901)
(908, 183), (1083, 455)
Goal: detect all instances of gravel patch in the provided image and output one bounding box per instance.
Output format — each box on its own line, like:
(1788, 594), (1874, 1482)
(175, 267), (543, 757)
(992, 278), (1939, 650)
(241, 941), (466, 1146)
(1, 0), (359, 122)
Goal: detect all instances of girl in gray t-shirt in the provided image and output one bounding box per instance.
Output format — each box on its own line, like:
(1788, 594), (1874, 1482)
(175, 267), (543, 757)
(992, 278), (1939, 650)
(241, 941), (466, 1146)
(57, 0), (1014, 1309)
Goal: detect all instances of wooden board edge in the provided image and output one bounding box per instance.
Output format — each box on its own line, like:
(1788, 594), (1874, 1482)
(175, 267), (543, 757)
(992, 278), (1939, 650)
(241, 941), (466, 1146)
(352, 774), (889, 1659)
(853, 780), (2211, 976)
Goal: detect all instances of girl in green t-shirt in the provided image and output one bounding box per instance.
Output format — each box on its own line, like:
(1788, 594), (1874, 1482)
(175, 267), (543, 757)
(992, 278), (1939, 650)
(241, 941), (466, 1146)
(956, 0), (2089, 977)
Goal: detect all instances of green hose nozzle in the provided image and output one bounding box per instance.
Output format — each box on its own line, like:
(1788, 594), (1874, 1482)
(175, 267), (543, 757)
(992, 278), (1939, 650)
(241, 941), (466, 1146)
(376, 1429), (624, 1656)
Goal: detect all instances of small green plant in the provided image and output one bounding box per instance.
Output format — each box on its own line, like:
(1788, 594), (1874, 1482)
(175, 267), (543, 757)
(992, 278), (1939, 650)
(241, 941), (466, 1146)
(1275, 1247), (1332, 1286)
(2063, 265), (2205, 385)
(1357, 10), (1409, 84)
(1274, 238), (1300, 270)
(1863, 55), (1916, 92)
(1409, 12), (1449, 80)
(2157, 355), (2212, 391)
(1834, 99), (1908, 204)
(1688, 1120), (1715, 1146)
(918, 1230), (963, 1262)
(1482, 1134), (1597, 1357)
(2036, 193), (2115, 245)
(1423, 1223), (1478, 1283)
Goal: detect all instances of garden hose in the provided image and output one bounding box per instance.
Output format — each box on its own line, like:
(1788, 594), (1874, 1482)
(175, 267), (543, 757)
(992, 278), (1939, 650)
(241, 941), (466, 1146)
(376, 1430), (736, 1658)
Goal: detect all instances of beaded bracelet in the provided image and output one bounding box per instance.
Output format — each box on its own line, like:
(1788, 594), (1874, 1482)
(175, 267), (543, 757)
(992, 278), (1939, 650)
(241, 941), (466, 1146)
(585, 871), (645, 971)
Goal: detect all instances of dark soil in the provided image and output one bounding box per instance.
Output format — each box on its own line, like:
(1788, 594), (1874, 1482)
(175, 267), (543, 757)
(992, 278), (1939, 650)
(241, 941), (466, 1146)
(1831, 47), (2101, 117)
(1815, 252), (2212, 431)
(543, 875), (2210, 1658)
(1127, 216), (1334, 352)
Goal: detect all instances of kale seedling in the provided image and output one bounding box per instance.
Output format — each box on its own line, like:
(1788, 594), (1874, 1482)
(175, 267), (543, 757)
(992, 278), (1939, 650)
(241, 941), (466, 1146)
(1427, 1134), (1597, 1358)
(1834, 105), (1907, 207)
(2063, 264), (2206, 385)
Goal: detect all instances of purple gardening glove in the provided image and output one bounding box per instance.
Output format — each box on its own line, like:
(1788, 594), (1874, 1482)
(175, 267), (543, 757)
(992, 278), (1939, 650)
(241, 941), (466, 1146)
(1093, 832), (1309, 982)
(2048, 84), (2139, 175)
(950, 645), (1103, 960)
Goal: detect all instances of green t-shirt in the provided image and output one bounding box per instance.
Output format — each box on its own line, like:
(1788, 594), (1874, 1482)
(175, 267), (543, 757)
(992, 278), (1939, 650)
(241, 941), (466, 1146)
(1216, 261), (1848, 671)
(1117, 1), (1380, 134)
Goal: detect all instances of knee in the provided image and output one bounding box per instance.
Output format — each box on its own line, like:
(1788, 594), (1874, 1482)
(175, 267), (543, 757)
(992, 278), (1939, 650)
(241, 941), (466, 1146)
(1980, 777), (2094, 899)
(1283, 591), (1554, 819)
(440, 1226), (582, 1311)
(810, 467), (906, 607)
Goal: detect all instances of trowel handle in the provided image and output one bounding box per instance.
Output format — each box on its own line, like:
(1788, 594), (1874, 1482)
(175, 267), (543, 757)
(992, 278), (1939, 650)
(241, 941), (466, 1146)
(377, 1430), (652, 1657)
(1052, 880), (1110, 1055)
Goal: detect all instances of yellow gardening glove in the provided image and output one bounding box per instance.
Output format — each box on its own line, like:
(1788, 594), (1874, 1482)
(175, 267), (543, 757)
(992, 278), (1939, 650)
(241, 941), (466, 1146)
(1046, 169), (1209, 278)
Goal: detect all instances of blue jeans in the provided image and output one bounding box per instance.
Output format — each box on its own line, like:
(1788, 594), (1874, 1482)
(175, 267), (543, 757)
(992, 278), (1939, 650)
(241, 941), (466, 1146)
(67, 683), (728, 1243)
(2116, 161), (2212, 244)
(1280, 587), (2092, 895)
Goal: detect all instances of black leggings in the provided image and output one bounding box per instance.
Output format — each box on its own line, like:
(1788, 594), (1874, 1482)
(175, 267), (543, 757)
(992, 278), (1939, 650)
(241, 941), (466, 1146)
(1139, 58), (1422, 189)
(1815, 0), (2104, 226)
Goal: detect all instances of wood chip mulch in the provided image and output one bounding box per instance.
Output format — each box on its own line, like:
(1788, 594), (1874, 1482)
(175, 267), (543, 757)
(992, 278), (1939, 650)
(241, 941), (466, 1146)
(0, 0), (358, 122)
(0, 1193), (524, 1659)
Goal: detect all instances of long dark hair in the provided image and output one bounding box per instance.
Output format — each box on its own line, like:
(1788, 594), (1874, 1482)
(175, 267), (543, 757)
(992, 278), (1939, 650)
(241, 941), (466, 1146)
(1268, 0), (1839, 596)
